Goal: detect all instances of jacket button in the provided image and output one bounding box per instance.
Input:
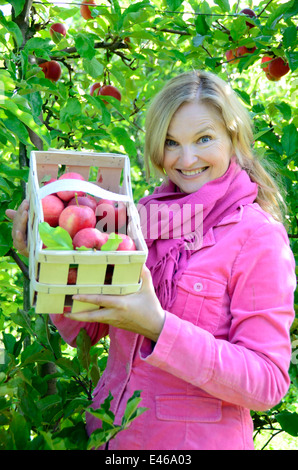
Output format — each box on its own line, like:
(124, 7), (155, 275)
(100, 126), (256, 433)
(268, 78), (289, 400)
(194, 282), (203, 292)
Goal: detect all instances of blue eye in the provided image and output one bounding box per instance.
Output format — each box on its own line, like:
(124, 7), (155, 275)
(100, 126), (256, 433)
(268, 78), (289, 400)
(200, 136), (211, 143)
(165, 139), (178, 147)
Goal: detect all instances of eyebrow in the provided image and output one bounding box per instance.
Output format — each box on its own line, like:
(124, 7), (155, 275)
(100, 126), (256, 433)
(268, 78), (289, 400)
(166, 126), (216, 139)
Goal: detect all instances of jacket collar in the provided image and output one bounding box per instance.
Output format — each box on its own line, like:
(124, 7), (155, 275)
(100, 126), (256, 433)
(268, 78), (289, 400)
(201, 206), (244, 249)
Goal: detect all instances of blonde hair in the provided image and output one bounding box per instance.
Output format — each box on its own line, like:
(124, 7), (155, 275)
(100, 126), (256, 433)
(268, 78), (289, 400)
(144, 70), (285, 222)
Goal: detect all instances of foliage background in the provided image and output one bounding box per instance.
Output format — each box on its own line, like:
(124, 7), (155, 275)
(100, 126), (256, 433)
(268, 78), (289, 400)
(0, 0), (297, 450)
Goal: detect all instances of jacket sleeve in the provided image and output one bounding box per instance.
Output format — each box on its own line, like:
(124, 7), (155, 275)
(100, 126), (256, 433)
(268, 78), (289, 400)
(139, 222), (296, 411)
(49, 314), (108, 347)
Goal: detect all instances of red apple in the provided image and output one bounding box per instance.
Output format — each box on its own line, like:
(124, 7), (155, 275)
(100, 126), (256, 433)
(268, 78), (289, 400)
(90, 82), (102, 96)
(116, 233), (136, 251)
(268, 57), (290, 79)
(39, 60), (62, 82)
(98, 85), (121, 103)
(42, 194), (65, 227)
(50, 23), (67, 43)
(59, 205), (96, 238)
(73, 227), (108, 250)
(240, 8), (256, 28)
(68, 194), (97, 212)
(236, 46), (256, 58)
(67, 267), (78, 284)
(95, 199), (127, 232)
(261, 56), (272, 72)
(265, 71), (281, 82)
(80, 0), (97, 20)
(225, 49), (238, 64)
(42, 177), (57, 186)
(57, 172), (86, 202)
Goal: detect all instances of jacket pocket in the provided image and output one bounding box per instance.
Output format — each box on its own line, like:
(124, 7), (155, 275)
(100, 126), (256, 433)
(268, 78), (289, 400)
(156, 395), (222, 422)
(176, 273), (226, 334)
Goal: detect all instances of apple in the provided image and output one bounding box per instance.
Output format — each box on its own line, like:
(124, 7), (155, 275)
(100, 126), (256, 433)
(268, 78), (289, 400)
(90, 82), (102, 96)
(80, 0), (97, 20)
(68, 194), (97, 212)
(42, 177), (57, 186)
(42, 194), (65, 227)
(67, 267), (78, 285)
(261, 56), (272, 72)
(265, 71), (281, 82)
(268, 57), (290, 79)
(50, 23), (66, 44)
(57, 172), (86, 202)
(96, 199), (127, 232)
(98, 85), (121, 103)
(240, 8), (256, 28)
(225, 49), (238, 64)
(235, 46), (256, 58)
(73, 227), (109, 250)
(59, 205), (96, 238)
(39, 60), (62, 82)
(116, 233), (136, 251)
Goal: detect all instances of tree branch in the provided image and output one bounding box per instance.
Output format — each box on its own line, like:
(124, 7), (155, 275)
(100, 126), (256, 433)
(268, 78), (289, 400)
(6, 248), (29, 279)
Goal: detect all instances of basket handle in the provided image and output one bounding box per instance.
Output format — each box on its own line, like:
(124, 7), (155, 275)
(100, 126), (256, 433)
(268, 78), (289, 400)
(38, 179), (132, 203)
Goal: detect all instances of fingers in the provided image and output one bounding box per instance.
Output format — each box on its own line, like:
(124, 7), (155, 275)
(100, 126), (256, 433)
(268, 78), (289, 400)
(72, 293), (126, 310)
(64, 308), (109, 322)
(6, 200), (29, 257)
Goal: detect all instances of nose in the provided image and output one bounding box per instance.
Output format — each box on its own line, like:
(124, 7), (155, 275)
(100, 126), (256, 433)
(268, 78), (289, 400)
(180, 145), (198, 168)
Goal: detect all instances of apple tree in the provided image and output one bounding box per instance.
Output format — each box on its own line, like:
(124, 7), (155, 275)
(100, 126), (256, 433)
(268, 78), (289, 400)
(0, 0), (297, 449)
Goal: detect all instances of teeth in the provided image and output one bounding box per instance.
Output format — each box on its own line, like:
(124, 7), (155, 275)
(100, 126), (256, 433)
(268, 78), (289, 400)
(180, 167), (207, 175)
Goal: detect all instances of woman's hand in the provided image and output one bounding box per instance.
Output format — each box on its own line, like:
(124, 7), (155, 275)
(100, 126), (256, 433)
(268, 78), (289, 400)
(5, 200), (29, 257)
(65, 265), (165, 342)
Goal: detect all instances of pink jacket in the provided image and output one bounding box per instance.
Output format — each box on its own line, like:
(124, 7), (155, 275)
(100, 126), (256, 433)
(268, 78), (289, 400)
(51, 203), (296, 450)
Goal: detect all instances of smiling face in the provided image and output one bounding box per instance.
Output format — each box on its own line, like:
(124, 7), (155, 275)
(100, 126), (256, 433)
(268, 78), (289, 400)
(163, 101), (234, 193)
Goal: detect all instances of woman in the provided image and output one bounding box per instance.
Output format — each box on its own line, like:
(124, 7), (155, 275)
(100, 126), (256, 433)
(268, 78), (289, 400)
(6, 70), (296, 450)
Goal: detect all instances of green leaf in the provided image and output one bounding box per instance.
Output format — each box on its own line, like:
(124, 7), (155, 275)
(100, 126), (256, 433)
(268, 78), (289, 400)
(111, 127), (137, 157)
(38, 222), (74, 251)
(276, 411), (298, 437)
(83, 58), (104, 78)
(195, 15), (209, 35)
(8, 0), (26, 17)
(100, 233), (122, 251)
(166, 0), (184, 11)
(274, 102), (292, 121)
(10, 411), (30, 450)
(214, 0), (230, 13)
(281, 123), (298, 157)
(0, 16), (23, 48)
(62, 98), (82, 116)
(75, 34), (95, 60)
(2, 114), (30, 145)
(283, 25), (297, 48)
(76, 328), (91, 371)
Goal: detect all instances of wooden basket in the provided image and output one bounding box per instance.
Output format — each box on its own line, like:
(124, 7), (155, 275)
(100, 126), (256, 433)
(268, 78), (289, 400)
(26, 150), (148, 314)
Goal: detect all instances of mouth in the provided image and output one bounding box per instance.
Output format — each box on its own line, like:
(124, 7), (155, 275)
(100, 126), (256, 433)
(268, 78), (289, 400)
(178, 166), (209, 176)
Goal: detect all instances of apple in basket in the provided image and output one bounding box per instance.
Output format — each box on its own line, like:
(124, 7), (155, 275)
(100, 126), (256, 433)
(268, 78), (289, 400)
(57, 172), (86, 202)
(59, 204), (96, 238)
(72, 227), (109, 250)
(67, 194), (97, 212)
(95, 199), (127, 232)
(42, 194), (65, 227)
(116, 233), (137, 251)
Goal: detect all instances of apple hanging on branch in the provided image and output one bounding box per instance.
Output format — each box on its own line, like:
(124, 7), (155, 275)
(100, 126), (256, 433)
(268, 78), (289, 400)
(80, 0), (97, 20)
(50, 23), (67, 44)
(261, 56), (290, 81)
(39, 60), (62, 82)
(239, 8), (257, 29)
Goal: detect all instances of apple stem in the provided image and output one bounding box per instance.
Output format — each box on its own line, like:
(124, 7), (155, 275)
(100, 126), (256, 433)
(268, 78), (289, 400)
(75, 192), (79, 206)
